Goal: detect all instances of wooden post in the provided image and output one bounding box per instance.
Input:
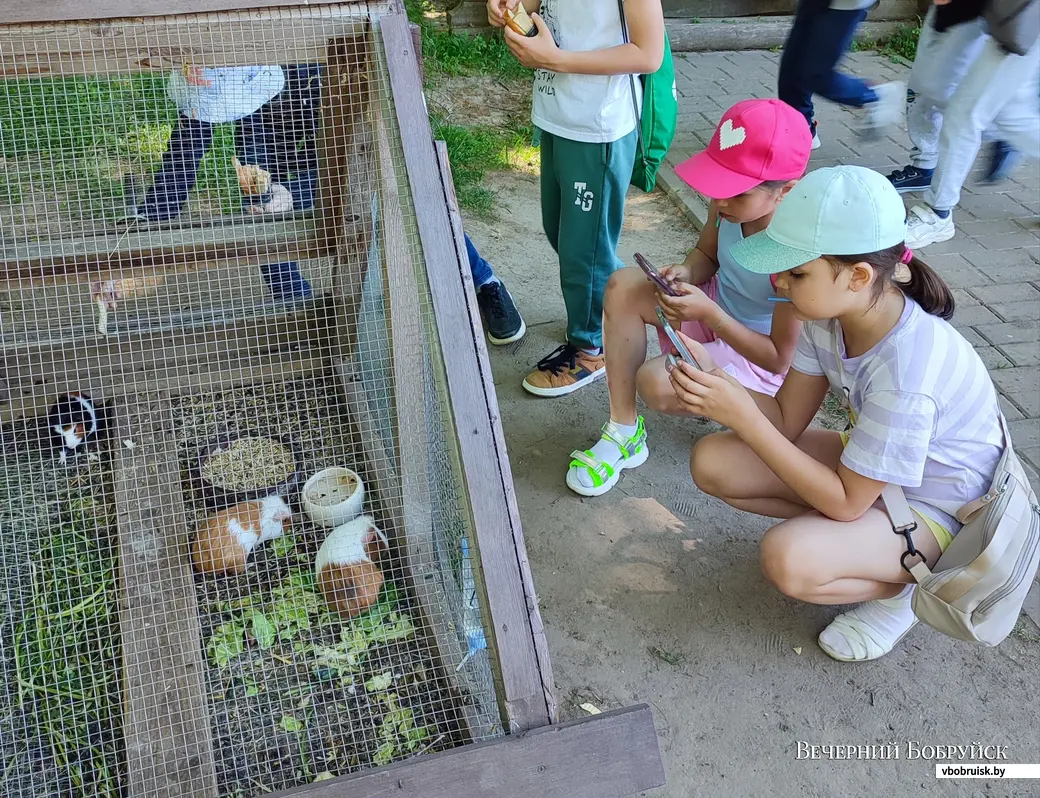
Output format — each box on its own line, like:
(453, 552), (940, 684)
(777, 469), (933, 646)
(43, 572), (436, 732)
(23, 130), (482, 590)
(113, 395), (218, 798)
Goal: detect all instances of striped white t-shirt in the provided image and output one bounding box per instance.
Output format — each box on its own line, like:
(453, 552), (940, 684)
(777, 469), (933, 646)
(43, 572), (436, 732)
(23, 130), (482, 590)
(792, 298), (1004, 532)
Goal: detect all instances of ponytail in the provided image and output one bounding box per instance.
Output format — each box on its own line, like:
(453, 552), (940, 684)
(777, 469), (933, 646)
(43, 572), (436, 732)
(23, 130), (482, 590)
(901, 253), (955, 320)
(826, 244), (956, 321)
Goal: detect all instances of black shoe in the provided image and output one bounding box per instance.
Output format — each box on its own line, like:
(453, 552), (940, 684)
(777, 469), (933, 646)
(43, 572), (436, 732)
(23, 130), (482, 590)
(980, 141), (1021, 185)
(887, 165), (933, 194)
(476, 280), (526, 345)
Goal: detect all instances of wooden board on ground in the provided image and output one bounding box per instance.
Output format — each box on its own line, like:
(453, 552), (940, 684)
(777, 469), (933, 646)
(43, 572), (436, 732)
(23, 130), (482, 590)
(380, 13), (554, 732)
(269, 704), (664, 798)
(113, 393), (218, 798)
(0, 5), (391, 76)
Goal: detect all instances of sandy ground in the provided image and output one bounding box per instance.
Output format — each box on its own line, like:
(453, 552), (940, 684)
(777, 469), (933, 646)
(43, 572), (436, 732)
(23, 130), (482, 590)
(463, 171), (1039, 798)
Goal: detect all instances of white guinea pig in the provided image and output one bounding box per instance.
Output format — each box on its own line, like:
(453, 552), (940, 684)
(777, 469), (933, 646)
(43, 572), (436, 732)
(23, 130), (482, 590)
(191, 494), (292, 575)
(315, 515), (388, 618)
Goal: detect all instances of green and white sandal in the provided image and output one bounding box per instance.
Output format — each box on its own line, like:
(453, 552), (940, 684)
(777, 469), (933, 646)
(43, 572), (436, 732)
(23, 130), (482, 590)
(566, 418), (649, 497)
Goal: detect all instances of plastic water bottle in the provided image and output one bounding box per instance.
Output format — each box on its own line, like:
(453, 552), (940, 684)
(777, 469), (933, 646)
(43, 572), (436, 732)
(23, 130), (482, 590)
(458, 536), (487, 669)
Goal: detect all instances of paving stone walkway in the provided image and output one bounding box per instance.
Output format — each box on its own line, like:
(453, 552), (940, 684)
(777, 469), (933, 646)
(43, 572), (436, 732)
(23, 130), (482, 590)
(665, 49), (1040, 487)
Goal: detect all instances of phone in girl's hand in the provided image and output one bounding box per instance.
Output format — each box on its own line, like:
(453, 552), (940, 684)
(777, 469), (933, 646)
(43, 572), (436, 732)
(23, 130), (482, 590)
(635, 252), (678, 297)
(656, 307), (702, 371)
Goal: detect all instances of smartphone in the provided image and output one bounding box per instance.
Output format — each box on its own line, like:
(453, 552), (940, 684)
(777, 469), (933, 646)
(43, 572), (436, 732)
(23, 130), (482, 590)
(656, 307), (702, 370)
(635, 252), (678, 297)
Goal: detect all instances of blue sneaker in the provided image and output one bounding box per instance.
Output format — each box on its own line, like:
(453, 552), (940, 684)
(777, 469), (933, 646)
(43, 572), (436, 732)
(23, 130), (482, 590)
(260, 261), (313, 303)
(887, 165), (933, 194)
(980, 141), (1021, 185)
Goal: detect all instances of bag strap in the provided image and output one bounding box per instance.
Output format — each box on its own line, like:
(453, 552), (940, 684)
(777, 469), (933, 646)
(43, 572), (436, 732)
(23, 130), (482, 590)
(616, 0), (644, 152)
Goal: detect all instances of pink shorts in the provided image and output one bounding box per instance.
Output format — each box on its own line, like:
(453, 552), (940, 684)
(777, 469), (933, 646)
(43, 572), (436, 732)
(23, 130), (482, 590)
(656, 275), (785, 397)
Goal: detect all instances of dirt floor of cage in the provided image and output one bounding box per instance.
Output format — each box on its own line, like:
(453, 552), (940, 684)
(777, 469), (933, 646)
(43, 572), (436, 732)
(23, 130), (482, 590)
(0, 374), (481, 798)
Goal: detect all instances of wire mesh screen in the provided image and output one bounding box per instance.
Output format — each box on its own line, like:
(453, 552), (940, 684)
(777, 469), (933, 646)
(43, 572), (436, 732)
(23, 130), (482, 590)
(0, 6), (503, 798)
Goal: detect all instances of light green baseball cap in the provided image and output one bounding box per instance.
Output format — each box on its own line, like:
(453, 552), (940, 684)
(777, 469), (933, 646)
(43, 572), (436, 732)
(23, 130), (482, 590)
(731, 165), (908, 275)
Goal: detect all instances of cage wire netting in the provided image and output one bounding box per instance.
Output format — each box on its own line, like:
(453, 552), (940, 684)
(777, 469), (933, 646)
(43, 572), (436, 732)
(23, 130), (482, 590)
(0, 5), (503, 798)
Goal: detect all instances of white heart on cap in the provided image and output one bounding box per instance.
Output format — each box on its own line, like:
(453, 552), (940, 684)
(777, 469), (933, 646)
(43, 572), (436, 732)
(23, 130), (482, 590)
(718, 119), (746, 150)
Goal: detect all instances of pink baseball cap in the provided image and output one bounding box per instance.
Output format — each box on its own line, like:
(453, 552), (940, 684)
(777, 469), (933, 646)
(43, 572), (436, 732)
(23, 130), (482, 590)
(674, 99), (812, 199)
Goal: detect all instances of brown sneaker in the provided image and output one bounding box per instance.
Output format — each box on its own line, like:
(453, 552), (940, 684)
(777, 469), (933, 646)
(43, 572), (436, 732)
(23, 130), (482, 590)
(522, 344), (605, 397)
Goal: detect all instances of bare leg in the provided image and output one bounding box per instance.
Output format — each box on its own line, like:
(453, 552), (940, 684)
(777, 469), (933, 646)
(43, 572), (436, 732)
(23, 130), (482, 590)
(690, 428), (942, 604)
(603, 267), (665, 425)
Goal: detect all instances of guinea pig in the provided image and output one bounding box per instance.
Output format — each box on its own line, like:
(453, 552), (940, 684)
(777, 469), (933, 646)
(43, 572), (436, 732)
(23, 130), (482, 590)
(191, 494), (291, 575)
(315, 515), (388, 618)
(48, 392), (100, 464)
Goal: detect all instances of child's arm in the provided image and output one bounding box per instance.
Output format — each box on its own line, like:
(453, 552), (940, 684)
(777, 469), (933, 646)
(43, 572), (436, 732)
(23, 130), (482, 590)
(505, 0), (665, 76)
(670, 359), (888, 522)
(658, 203), (722, 287)
(703, 296), (801, 375)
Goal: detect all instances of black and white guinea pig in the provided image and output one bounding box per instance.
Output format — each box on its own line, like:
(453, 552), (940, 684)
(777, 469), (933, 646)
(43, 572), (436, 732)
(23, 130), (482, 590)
(47, 392), (100, 464)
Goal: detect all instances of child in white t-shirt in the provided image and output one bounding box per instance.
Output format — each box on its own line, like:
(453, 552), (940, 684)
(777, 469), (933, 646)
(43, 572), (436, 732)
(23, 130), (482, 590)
(487, 0), (665, 396)
(669, 166), (1005, 662)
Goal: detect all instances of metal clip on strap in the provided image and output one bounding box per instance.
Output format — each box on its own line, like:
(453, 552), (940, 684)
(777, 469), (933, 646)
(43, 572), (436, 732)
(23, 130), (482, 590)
(881, 484), (931, 577)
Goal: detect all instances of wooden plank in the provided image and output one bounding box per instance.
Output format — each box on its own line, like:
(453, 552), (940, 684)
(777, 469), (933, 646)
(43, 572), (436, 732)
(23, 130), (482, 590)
(113, 394), (218, 798)
(0, 6), (392, 76)
(433, 141), (557, 724)
(267, 704), (664, 798)
(660, 0), (917, 19)
(1, 0), (369, 24)
(0, 217), (330, 284)
(0, 301), (330, 421)
(379, 13), (552, 732)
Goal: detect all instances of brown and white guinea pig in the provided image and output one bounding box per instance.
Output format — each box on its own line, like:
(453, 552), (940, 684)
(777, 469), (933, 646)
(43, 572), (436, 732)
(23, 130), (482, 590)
(191, 495), (292, 575)
(48, 392), (100, 464)
(315, 515), (388, 618)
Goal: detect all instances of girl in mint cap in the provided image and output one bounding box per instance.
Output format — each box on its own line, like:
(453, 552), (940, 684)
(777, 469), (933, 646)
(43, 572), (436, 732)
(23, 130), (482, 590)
(669, 165), (1008, 662)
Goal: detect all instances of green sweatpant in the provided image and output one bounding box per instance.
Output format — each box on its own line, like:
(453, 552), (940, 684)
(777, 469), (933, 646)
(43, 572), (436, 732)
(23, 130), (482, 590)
(539, 127), (638, 351)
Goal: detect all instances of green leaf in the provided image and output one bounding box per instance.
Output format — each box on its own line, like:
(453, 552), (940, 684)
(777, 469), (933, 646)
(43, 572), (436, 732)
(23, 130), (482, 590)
(313, 772), (335, 782)
(270, 536), (296, 557)
(364, 672), (393, 692)
(365, 612), (415, 645)
(207, 621), (246, 668)
(249, 611), (276, 649)
(373, 741), (397, 766)
(280, 714), (306, 734)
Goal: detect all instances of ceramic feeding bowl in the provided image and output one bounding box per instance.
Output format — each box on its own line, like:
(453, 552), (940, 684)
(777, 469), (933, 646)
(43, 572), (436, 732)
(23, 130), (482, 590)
(302, 467), (365, 527)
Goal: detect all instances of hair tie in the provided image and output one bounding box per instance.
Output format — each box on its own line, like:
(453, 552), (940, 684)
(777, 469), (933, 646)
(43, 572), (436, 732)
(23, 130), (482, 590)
(901, 247), (914, 264)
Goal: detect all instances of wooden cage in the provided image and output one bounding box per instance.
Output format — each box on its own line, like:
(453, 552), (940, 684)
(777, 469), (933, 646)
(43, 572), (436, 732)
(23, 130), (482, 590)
(0, 2), (664, 797)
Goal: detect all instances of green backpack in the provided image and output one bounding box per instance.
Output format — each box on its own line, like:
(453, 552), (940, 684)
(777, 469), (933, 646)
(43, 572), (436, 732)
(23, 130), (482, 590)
(618, 0), (678, 192)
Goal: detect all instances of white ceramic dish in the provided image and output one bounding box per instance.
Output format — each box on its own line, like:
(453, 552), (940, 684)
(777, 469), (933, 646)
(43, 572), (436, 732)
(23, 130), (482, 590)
(302, 467), (365, 527)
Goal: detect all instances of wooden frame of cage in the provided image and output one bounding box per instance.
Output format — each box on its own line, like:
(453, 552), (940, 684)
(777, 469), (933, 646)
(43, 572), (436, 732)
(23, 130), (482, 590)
(0, 3), (665, 797)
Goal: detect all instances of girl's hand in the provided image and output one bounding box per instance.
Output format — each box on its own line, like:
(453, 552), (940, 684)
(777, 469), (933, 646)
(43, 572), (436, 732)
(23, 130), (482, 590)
(505, 14), (560, 70)
(656, 281), (721, 327)
(487, 0), (516, 28)
(657, 262), (691, 285)
(668, 336), (759, 432)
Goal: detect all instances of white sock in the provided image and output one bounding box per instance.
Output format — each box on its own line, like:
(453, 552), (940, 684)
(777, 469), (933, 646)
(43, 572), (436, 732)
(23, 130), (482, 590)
(582, 347), (602, 357)
(574, 420), (639, 488)
(476, 274), (500, 289)
(819, 585), (916, 660)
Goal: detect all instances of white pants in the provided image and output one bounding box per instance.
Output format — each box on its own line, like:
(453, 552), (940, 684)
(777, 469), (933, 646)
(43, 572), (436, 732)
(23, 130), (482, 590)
(907, 8), (1040, 210)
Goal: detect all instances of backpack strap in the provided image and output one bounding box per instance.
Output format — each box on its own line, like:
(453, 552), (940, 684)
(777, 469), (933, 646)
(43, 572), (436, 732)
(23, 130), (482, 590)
(616, 0), (644, 151)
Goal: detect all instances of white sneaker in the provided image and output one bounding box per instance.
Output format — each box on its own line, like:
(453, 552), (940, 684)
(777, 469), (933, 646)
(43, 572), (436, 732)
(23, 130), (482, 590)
(905, 204), (955, 249)
(818, 586), (918, 662)
(811, 131), (822, 150)
(859, 81), (905, 140)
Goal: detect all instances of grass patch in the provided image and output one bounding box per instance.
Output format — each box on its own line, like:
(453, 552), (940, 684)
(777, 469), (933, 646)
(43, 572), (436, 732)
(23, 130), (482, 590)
(432, 118), (538, 216)
(853, 21), (921, 62)
(406, 0), (532, 80)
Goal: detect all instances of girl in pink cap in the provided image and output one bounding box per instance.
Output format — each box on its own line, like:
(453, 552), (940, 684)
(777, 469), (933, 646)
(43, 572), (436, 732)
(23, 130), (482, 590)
(566, 99), (812, 497)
